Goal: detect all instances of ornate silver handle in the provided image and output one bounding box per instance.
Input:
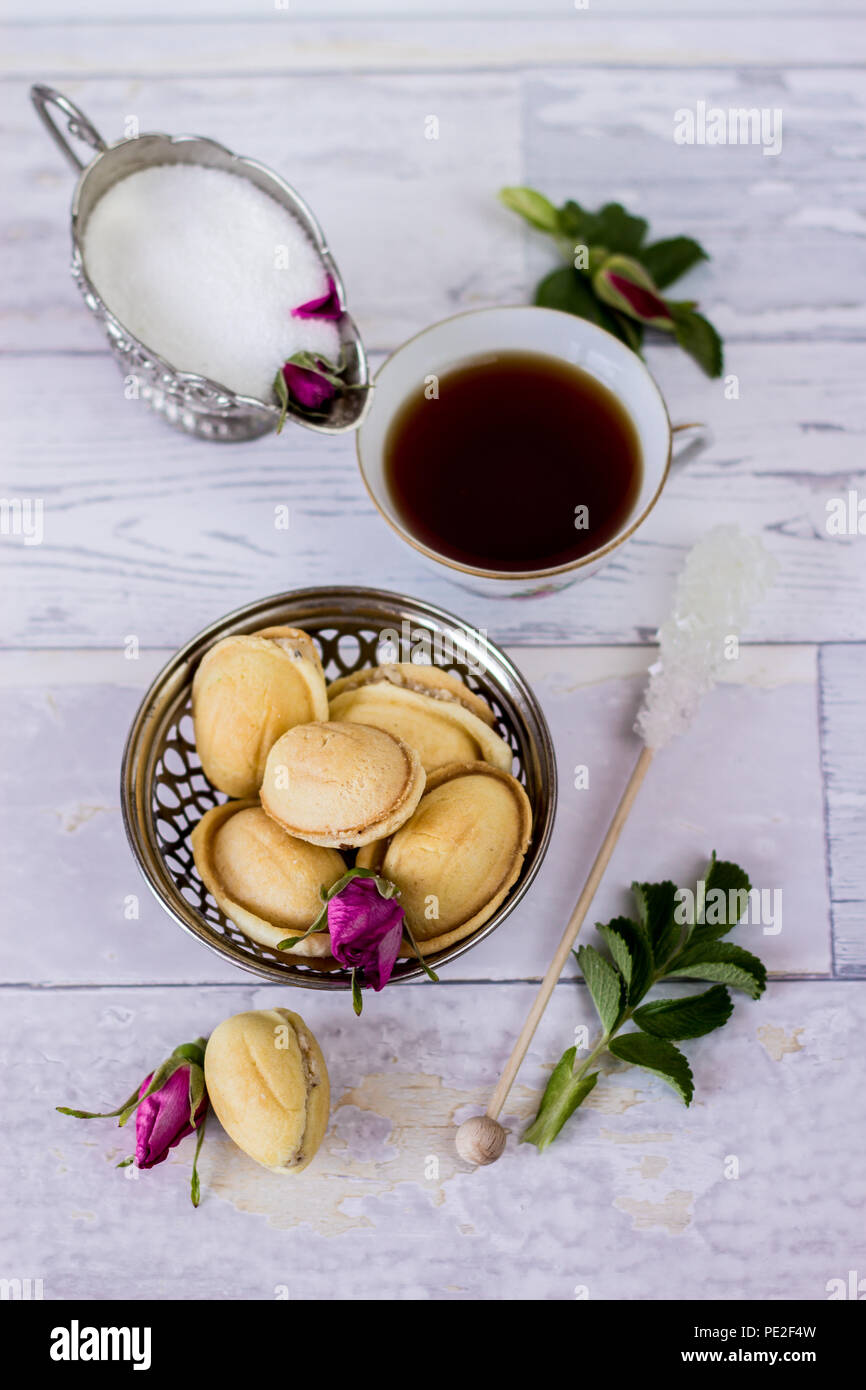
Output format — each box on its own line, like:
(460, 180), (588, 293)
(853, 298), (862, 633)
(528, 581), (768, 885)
(30, 84), (106, 173)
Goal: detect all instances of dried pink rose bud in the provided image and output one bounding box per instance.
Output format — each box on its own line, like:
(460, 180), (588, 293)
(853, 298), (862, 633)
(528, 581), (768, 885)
(326, 876), (405, 993)
(134, 1064), (207, 1170)
(280, 359), (338, 411)
(292, 275), (342, 321)
(273, 351), (347, 430)
(277, 868), (438, 1013)
(58, 1038), (209, 1206)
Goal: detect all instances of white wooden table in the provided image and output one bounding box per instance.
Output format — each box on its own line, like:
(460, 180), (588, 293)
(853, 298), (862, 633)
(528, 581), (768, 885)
(2, 1), (864, 1301)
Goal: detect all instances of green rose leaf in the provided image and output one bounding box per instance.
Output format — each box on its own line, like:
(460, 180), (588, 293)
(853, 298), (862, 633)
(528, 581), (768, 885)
(610, 310), (645, 352)
(668, 302), (724, 378)
(513, 856), (767, 1150)
(351, 969), (364, 1017)
(556, 199), (586, 240)
(500, 188), (724, 371)
(499, 185), (561, 234)
(596, 916), (653, 1006)
(691, 854), (753, 944)
(632, 879), (682, 966)
(534, 267), (645, 349)
(522, 1048), (598, 1152)
(535, 265), (607, 321)
(608, 1033), (694, 1105)
(633, 984), (734, 1040)
(273, 365), (290, 434)
(638, 236), (708, 289)
(582, 202), (648, 254)
(666, 942), (767, 999)
(173, 1041), (206, 1069)
(575, 944), (624, 1034)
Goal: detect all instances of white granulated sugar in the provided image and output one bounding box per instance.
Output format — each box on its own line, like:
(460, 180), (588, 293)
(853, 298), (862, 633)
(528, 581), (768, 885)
(82, 164), (341, 401)
(636, 525), (776, 751)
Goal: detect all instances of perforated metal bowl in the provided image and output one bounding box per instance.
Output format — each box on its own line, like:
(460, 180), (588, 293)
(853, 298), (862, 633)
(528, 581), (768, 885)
(121, 587), (557, 986)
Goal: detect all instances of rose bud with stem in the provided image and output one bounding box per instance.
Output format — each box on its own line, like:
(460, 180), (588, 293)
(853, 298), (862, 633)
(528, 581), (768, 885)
(279, 868), (438, 1015)
(58, 1038), (209, 1206)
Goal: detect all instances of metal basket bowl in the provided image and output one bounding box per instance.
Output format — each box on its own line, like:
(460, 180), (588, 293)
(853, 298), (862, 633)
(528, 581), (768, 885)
(121, 587), (557, 987)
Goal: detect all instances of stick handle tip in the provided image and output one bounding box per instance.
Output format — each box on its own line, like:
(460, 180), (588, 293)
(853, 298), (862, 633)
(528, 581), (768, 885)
(456, 1114), (507, 1166)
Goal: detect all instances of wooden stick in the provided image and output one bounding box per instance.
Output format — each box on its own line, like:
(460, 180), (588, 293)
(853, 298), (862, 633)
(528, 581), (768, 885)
(455, 744), (654, 1165)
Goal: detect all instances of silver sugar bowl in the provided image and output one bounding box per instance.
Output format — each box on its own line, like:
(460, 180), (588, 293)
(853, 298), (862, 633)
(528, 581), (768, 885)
(31, 85), (370, 442)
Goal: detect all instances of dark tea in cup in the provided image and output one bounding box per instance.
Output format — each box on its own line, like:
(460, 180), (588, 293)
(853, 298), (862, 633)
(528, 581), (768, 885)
(383, 350), (642, 573)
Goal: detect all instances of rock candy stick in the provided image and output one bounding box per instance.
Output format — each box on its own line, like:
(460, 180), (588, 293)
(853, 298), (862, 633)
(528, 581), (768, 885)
(455, 526), (775, 1167)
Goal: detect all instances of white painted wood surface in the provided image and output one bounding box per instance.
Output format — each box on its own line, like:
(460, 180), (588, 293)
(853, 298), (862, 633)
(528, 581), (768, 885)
(1, 1), (863, 1301)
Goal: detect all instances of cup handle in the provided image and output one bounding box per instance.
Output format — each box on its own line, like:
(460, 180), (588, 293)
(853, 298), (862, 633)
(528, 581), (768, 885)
(670, 420), (712, 470)
(30, 85), (107, 173)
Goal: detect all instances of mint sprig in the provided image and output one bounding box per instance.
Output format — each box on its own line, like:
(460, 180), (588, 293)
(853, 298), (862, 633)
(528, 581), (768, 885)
(500, 187), (723, 377)
(523, 855), (766, 1151)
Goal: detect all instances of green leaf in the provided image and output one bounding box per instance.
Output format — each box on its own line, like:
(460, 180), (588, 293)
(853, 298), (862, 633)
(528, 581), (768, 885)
(608, 1033), (694, 1105)
(581, 202), (648, 254)
(499, 185), (560, 234)
(57, 1080), (143, 1122)
(610, 311), (644, 352)
(190, 1105), (208, 1209)
(633, 985), (734, 1040)
(668, 303), (724, 378)
(691, 854), (752, 943)
(632, 879), (682, 966)
(535, 266), (605, 321)
(597, 916), (653, 1005)
(273, 367), (289, 434)
(402, 916), (439, 984)
(522, 1048), (598, 1151)
(534, 267), (644, 350)
(575, 944), (624, 1034)
(351, 969), (363, 1016)
(638, 236), (708, 289)
(187, 1064), (205, 1128)
(277, 866), (400, 951)
(667, 942), (767, 999)
(556, 199), (586, 240)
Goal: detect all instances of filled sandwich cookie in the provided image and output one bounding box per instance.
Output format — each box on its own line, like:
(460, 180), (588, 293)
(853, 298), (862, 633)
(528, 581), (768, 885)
(327, 662), (497, 725)
(187, 628), (532, 974)
(190, 800), (345, 955)
(192, 626), (329, 798)
(328, 682), (512, 775)
(260, 719), (425, 848)
(356, 761), (532, 955)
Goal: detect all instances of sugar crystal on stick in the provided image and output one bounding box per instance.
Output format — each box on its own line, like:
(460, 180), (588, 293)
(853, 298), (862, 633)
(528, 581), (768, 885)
(636, 526), (776, 751)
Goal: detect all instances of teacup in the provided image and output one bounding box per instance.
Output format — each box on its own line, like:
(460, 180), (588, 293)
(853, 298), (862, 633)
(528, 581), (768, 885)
(356, 306), (707, 598)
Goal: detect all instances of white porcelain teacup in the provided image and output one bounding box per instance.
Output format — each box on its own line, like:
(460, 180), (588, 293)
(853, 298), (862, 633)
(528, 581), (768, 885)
(356, 306), (707, 598)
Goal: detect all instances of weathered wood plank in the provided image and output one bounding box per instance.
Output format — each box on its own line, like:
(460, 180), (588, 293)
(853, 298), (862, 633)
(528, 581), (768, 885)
(3, 73), (524, 354)
(5, 978), (863, 1298)
(524, 68), (866, 340)
(820, 644), (866, 975)
(0, 644), (830, 985)
(5, 68), (864, 353)
(11, 1), (857, 21)
(1, 343), (863, 646)
(3, 16), (864, 80)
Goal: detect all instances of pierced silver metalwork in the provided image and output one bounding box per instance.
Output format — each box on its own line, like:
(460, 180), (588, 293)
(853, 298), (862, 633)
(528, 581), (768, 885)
(31, 84), (370, 442)
(121, 588), (558, 988)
